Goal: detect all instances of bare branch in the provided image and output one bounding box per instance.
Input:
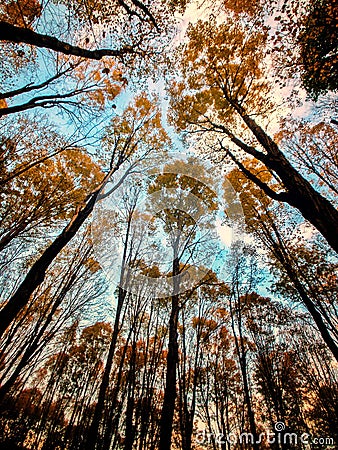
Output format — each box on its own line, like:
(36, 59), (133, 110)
(0, 65), (77, 100)
(0, 88), (94, 116)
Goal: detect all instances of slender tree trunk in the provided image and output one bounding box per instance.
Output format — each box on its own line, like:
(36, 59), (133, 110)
(240, 353), (259, 450)
(179, 308), (199, 450)
(256, 215), (338, 363)
(103, 328), (133, 449)
(159, 254), (180, 450)
(84, 288), (127, 450)
(85, 210), (134, 450)
(124, 342), (136, 450)
(229, 286), (259, 450)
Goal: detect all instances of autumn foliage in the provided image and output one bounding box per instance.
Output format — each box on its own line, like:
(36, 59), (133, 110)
(0, 0), (337, 449)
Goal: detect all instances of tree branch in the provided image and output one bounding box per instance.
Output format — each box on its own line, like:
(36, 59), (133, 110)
(220, 142), (290, 202)
(0, 88), (93, 116)
(0, 66), (76, 100)
(0, 21), (139, 60)
(214, 121), (269, 162)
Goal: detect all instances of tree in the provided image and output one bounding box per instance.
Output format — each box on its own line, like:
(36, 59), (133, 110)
(0, 94), (169, 338)
(254, 0), (338, 100)
(275, 119), (338, 203)
(29, 320), (111, 449)
(227, 163), (338, 362)
(298, 0), (338, 99)
(247, 298), (307, 448)
(84, 184), (140, 450)
(177, 278), (229, 450)
(0, 230), (103, 402)
(0, 58), (126, 117)
(148, 160), (218, 450)
(169, 15), (338, 254)
(0, 125), (102, 252)
(0, 0), (182, 60)
(224, 246), (262, 450)
(1, 0), (338, 446)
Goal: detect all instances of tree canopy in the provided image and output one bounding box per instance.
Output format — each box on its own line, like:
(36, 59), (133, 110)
(0, 0), (337, 449)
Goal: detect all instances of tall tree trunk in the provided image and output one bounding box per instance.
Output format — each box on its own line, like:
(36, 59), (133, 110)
(255, 213), (338, 363)
(84, 287), (127, 450)
(159, 254), (180, 450)
(229, 287), (259, 450)
(178, 307), (199, 450)
(124, 341), (137, 450)
(0, 194), (99, 338)
(85, 210), (134, 450)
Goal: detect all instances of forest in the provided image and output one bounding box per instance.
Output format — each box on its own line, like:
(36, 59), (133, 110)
(0, 0), (337, 449)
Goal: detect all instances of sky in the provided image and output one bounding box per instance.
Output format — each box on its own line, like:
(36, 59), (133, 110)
(2, 0), (329, 324)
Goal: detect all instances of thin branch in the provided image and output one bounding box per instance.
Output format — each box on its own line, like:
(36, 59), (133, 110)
(0, 146), (81, 186)
(0, 65), (77, 100)
(0, 88), (94, 116)
(203, 117), (268, 161)
(97, 162), (138, 200)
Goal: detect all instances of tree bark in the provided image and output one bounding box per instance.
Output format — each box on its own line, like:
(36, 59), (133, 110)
(0, 167), (116, 339)
(0, 21), (136, 60)
(159, 255), (180, 450)
(226, 100), (338, 254)
(84, 209), (134, 450)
